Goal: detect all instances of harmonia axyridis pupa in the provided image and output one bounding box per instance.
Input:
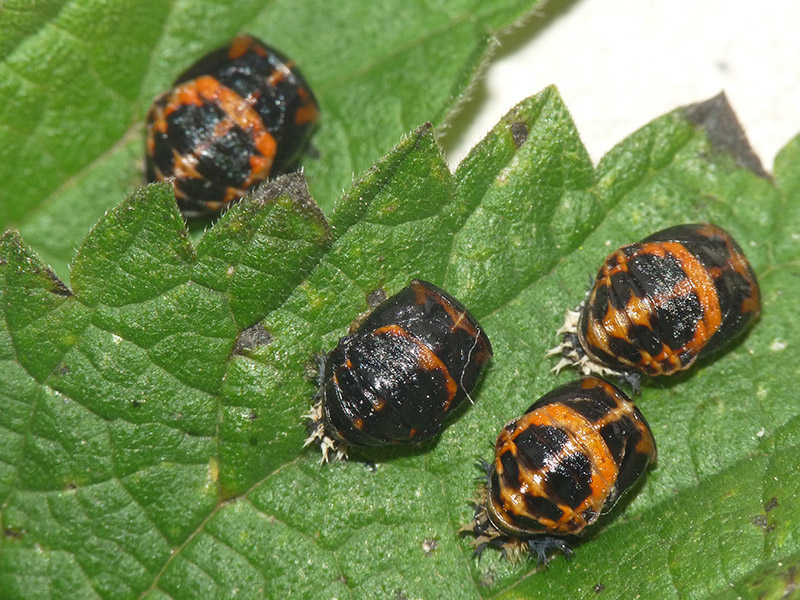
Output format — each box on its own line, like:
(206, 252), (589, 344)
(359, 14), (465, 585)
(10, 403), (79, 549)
(464, 377), (656, 563)
(145, 34), (320, 217)
(306, 279), (493, 461)
(549, 223), (760, 390)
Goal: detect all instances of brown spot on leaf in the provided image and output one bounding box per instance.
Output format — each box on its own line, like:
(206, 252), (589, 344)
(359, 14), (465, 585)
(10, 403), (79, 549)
(346, 287), (388, 333)
(4, 527), (24, 540)
(232, 323), (272, 355)
(250, 172), (332, 240)
(510, 121), (529, 148)
(39, 265), (72, 296)
(49, 281), (72, 297)
(422, 538), (438, 556)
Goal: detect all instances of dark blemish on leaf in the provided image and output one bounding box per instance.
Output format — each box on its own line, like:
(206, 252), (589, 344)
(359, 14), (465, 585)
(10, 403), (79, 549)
(348, 283), (401, 333)
(683, 92), (769, 179)
(249, 436), (258, 446)
(56, 363), (70, 376)
(753, 497), (779, 531)
(64, 481), (78, 491)
(510, 121), (529, 148)
(364, 461), (377, 473)
(366, 287), (387, 309)
(232, 323), (273, 355)
(43, 267), (72, 296)
(410, 122), (434, 153)
(249, 410), (258, 421)
(49, 284), (72, 297)
(394, 591), (408, 600)
(251, 172), (332, 241)
(3, 527), (24, 540)
(422, 538), (438, 556)
(594, 582), (606, 593)
(753, 515), (768, 529)
(132, 399), (142, 408)
(0, 257), (6, 265)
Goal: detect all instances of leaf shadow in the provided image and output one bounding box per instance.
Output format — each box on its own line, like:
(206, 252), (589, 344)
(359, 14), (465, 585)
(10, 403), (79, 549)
(641, 324), (761, 394)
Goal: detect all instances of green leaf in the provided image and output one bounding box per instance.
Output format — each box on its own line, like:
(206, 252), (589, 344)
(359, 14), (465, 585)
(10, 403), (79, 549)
(2, 87), (800, 599)
(1, 0), (537, 281)
(0, 171), (336, 598)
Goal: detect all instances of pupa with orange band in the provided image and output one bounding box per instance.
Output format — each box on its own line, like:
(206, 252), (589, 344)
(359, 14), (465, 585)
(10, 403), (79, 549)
(306, 280), (492, 461)
(145, 34), (319, 217)
(463, 377), (656, 564)
(549, 223), (760, 392)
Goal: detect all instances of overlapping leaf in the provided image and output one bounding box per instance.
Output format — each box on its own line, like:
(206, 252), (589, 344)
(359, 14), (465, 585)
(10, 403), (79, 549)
(1, 0), (536, 279)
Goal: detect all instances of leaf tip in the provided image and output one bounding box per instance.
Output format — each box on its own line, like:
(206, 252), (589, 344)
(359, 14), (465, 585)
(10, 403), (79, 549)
(209, 171), (333, 247)
(1, 227), (22, 245)
(0, 227), (73, 297)
(683, 92), (770, 179)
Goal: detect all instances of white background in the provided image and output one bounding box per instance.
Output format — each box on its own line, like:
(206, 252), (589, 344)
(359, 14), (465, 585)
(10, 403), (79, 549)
(443, 0), (800, 172)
